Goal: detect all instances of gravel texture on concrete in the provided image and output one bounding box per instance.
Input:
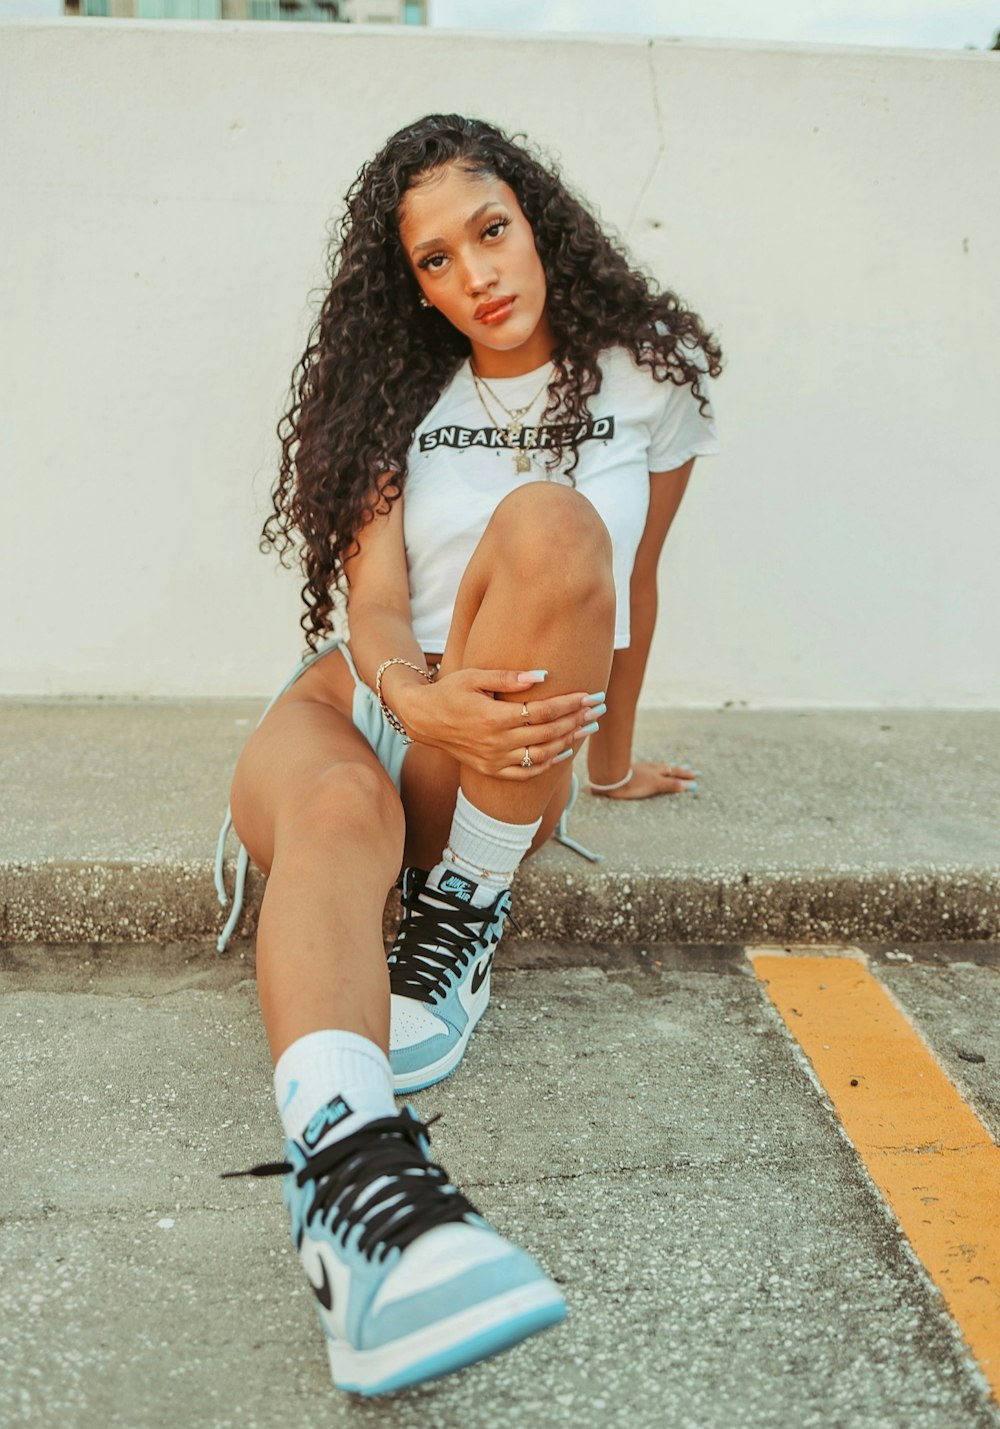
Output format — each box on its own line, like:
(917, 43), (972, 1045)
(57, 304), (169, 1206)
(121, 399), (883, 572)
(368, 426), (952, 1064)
(872, 946), (1000, 1142)
(1, 702), (998, 944)
(1, 940), (998, 1428)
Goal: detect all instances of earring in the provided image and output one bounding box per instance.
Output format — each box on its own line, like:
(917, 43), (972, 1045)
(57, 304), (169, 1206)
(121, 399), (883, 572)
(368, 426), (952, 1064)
(419, 295), (431, 309)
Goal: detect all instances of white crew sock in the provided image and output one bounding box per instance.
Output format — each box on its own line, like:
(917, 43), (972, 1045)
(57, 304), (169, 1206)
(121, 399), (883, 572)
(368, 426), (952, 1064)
(273, 1029), (395, 1153)
(427, 788), (542, 907)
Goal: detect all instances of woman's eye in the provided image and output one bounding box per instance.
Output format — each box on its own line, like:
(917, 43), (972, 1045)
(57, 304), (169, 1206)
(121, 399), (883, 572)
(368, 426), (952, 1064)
(417, 218), (507, 271)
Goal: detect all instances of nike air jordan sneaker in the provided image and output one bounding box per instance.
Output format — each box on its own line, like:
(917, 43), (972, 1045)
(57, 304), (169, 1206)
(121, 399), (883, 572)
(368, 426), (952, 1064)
(226, 1101), (565, 1395)
(388, 868), (514, 1093)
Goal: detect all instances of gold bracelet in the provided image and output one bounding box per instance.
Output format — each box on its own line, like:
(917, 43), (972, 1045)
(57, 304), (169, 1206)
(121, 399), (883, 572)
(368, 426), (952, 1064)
(375, 658), (433, 744)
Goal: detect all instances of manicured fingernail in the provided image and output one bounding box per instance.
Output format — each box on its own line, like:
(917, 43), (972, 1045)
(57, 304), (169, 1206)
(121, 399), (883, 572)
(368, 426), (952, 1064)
(518, 670), (548, 684)
(575, 720), (600, 738)
(688, 782), (698, 792)
(587, 703), (607, 719)
(680, 763), (692, 770)
(583, 691), (606, 705)
(552, 748), (574, 763)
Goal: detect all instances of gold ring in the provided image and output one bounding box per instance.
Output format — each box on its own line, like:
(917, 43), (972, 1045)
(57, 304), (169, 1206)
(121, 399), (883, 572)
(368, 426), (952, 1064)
(521, 747), (533, 769)
(521, 702), (531, 725)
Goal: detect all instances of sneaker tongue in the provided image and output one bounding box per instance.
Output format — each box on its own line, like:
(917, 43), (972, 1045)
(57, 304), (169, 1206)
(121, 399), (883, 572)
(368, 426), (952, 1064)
(302, 1094), (354, 1151)
(430, 871), (479, 904)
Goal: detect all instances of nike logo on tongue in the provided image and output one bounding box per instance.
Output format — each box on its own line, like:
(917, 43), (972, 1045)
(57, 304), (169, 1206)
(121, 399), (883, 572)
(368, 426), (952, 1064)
(436, 873), (477, 902)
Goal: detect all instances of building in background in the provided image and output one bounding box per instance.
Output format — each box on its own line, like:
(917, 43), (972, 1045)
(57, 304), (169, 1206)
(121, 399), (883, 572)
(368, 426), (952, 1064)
(64, 0), (425, 22)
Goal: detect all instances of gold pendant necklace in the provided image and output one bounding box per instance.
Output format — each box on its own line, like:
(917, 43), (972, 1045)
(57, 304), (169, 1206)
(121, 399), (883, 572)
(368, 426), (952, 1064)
(471, 365), (552, 475)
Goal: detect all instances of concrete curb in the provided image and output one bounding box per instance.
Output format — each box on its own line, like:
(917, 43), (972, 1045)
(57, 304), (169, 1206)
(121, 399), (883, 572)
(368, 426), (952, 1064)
(2, 702), (998, 946)
(2, 858), (998, 946)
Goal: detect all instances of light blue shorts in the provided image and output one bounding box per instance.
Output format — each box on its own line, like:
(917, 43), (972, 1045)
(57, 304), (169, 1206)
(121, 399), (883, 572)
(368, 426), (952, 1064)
(213, 636), (598, 951)
(305, 636), (410, 794)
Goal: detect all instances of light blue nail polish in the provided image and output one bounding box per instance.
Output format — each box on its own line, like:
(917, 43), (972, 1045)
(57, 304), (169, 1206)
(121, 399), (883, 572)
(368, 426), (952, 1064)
(588, 703), (607, 718)
(552, 748), (574, 763)
(583, 691), (606, 705)
(576, 720), (600, 736)
(521, 669), (548, 681)
(689, 781), (698, 792)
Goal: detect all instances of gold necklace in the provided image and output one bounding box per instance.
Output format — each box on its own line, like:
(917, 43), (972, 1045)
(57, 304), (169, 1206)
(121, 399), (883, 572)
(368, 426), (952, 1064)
(470, 365), (553, 474)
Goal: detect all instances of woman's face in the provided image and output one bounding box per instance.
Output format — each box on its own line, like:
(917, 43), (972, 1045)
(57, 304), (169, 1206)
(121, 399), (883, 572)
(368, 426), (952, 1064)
(398, 162), (555, 378)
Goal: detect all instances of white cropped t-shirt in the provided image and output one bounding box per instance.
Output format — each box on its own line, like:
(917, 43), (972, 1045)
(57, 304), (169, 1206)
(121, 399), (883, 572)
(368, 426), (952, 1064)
(402, 344), (719, 652)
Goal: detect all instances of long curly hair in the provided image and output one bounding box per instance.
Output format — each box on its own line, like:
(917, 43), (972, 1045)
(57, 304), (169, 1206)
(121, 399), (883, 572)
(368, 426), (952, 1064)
(263, 113), (724, 650)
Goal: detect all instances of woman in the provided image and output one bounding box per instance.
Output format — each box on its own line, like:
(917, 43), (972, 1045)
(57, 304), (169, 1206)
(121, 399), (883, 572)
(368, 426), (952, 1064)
(221, 114), (721, 1396)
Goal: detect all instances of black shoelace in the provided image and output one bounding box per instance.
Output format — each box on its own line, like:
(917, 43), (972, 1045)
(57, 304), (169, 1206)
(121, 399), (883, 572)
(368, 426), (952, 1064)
(222, 1111), (479, 1262)
(388, 870), (517, 1004)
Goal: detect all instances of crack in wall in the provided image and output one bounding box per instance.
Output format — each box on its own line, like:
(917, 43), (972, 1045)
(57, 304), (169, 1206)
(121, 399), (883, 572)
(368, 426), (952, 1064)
(625, 40), (666, 239)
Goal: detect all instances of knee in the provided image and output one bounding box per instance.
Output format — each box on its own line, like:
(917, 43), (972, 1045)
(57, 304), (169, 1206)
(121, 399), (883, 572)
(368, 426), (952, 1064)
(279, 762), (404, 859)
(489, 484), (614, 592)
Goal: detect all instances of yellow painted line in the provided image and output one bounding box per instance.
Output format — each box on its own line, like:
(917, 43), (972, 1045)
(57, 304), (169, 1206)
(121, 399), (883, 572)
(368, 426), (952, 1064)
(749, 948), (1000, 1399)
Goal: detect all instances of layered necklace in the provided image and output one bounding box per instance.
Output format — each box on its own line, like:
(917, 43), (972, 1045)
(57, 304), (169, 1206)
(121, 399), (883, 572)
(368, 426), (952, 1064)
(470, 363), (554, 474)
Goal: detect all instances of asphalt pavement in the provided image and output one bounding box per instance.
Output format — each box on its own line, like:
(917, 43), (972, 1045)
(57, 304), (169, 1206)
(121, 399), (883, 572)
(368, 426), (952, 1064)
(2, 937), (999, 1429)
(3, 698), (998, 1425)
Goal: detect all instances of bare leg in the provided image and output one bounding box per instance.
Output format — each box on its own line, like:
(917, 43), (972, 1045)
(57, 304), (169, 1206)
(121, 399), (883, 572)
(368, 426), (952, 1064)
(231, 487), (614, 1058)
(401, 482), (616, 865)
(230, 672), (404, 1064)
(229, 658), (567, 1394)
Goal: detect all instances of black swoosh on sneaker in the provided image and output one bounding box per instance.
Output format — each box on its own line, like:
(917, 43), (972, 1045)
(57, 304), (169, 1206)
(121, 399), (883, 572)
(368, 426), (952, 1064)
(307, 1257), (333, 1312)
(470, 952), (494, 996)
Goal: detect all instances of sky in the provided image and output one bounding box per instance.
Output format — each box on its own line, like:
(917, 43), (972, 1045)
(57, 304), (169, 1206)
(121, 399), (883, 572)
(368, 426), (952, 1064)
(2, 0), (997, 49)
(429, 1), (999, 51)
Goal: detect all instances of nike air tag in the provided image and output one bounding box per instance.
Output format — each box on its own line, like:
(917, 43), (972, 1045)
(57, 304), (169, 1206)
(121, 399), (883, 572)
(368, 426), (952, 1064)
(303, 1094), (353, 1150)
(436, 872), (476, 903)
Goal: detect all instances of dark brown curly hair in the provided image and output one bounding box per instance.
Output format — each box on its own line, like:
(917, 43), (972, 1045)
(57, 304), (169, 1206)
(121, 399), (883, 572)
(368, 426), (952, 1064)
(263, 113), (724, 651)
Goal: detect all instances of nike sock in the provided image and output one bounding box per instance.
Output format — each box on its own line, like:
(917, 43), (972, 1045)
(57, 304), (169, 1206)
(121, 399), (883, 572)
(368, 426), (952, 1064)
(427, 788), (542, 907)
(274, 1029), (395, 1152)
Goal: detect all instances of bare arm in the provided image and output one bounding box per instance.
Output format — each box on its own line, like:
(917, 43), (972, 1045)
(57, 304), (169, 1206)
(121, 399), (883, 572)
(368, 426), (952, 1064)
(586, 457), (696, 798)
(343, 485), (428, 693)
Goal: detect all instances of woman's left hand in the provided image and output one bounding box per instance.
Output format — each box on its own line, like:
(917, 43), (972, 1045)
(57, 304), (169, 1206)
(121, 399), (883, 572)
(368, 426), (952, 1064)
(591, 759), (698, 800)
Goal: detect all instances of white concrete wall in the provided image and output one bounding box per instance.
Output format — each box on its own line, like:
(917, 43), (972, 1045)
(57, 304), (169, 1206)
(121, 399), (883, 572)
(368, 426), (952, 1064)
(2, 20), (998, 705)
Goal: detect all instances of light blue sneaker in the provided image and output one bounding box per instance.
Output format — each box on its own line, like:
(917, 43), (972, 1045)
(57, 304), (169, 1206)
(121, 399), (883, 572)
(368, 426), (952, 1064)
(225, 1103), (565, 1395)
(388, 868), (515, 1093)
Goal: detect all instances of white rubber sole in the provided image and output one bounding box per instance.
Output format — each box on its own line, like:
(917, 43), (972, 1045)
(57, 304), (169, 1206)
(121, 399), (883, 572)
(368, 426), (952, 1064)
(326, 1277), (566, 1396)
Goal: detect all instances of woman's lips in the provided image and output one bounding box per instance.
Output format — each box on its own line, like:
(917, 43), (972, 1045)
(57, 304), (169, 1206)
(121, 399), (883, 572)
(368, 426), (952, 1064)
(475, 296), (516, 325)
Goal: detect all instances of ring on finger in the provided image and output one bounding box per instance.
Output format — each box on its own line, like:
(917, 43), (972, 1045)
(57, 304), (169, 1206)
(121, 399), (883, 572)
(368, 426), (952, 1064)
(520, 702), (531, 725)
(521, 746), (533, 769)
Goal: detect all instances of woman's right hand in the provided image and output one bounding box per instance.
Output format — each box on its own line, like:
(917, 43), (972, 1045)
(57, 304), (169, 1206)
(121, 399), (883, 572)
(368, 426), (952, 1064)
(396, 668), (604, 780)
